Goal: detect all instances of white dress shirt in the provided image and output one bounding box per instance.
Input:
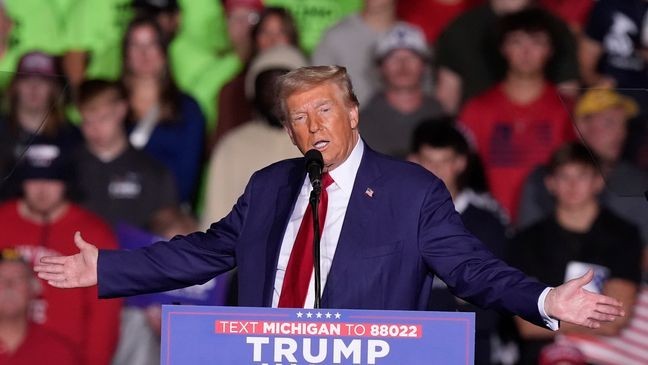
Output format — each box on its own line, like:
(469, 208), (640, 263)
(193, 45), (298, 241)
(270, 138), (559, 330)
(272, 139), (364, 308)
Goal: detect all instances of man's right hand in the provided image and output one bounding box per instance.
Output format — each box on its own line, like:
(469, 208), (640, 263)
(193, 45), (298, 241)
(34, 231), (98, 288)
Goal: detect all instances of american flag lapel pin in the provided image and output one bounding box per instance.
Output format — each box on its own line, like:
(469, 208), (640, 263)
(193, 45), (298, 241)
(365, 187), (374, 198)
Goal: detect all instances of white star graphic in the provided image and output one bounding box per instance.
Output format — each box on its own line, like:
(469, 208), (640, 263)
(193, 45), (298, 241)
(306, 312), (313, 318)
(334, 312), (341, 319)
(296, 312), (303, 318)
(325, 312), (332, 319)
(316, 312), (323, 318)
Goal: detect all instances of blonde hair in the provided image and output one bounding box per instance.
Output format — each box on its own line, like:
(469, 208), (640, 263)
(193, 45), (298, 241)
(275, 65), (359, 123)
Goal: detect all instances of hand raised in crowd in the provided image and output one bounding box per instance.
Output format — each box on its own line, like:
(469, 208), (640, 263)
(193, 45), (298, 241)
(545, 270), (625, 329)
(34, 232), (99, 288)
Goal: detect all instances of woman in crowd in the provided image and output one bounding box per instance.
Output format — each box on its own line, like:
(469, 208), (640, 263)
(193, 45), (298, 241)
(121, 16), (205, 205)
(209, 6), (300, 151)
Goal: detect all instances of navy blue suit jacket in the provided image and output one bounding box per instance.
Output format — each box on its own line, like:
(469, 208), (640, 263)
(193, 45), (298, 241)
(99, 146), (547, 325)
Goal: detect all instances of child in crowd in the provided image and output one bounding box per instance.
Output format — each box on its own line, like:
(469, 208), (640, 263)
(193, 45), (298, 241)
(509, 142), (642, 365)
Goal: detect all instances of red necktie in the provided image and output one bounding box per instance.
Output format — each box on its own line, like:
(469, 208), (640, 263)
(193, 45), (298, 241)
(278, 173), (334, 308)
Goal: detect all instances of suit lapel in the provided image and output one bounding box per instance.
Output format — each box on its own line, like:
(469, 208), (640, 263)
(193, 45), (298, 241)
(262, 162), (306, 306)
(322, 147), (383, 306)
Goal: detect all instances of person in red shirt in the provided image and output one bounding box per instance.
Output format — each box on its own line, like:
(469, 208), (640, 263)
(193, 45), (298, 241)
(0, 248), (80, 365)
(396, 0), (483, 44)
(0, 144), (121, 365)
(458, 8), (574, 221)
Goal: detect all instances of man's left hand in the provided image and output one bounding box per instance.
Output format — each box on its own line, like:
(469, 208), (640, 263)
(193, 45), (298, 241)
(545, 270), (625, 328)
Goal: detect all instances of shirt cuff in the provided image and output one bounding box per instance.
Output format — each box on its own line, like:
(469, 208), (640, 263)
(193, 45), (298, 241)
(538, 287), (560, 331)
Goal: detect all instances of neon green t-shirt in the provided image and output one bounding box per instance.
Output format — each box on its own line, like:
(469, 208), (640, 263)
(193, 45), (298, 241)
(0, 47), (23, 90)
(176, 0), (231, 55)
(4, 0), (74, 56)
(169, 0), (243, 130)
(174, 0), (362, 56)
(64, 0), (134, 80)
(169, 0), (361, 127)
(168, 0), (242, 128)
(169, 36), (242, 130)
(0, 0), (79, 93)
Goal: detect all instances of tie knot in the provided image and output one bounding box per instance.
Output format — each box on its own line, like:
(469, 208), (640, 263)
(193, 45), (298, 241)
(321, 173), (334, 189)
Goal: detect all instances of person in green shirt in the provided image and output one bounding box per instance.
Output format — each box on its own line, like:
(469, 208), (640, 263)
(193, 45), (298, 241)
(169, 0), (362, 128)
(4, 0), (70, 56)
(62, 0), (134, 88)
(0, 0), (72, 91)
(169, 0), (262, 128)
(62, 0), (181, 92)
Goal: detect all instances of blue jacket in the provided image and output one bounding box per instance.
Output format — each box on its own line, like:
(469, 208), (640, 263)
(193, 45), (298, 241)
(98, 146), (547, 326)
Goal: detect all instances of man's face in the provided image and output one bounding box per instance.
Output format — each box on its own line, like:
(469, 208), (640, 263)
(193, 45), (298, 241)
(81, 92), (128, 150)
(0, 261), (32, 320)
(410, 146), (467, 191)
(380, 49), (425, 91)
(576, 108), (627, 164)
(284, 81), (359, 172)
(501, 31), (552, 76)
(22, 179), (66, 215)
(545, 163), (603, 209)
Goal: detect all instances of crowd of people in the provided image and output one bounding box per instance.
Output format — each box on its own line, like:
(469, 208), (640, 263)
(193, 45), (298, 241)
(0, 0), (647, 364)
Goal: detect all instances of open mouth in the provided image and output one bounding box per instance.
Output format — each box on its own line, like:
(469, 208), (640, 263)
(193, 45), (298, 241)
(313, 140), (330, 150)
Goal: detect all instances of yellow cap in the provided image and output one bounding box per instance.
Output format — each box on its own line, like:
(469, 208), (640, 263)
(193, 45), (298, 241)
(574, 89), (639, 119)
(0, 248), (24, 262)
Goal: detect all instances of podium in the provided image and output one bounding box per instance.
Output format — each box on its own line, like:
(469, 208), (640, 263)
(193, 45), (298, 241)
(161, 305), (475, 364)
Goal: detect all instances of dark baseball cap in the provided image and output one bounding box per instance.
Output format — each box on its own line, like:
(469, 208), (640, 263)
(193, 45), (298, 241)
(16, 144), (73, 182)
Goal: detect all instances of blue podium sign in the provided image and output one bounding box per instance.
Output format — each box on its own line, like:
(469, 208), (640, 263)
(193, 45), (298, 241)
(161, 305), (475, 364)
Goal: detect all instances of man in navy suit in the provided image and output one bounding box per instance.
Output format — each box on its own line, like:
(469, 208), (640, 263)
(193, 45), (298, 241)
(35, 66), (624, 331)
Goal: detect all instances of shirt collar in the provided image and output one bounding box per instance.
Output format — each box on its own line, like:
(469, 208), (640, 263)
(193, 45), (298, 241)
(327, 138), (364, 195)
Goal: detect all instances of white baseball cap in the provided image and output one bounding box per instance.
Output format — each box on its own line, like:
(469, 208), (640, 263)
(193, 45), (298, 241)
(374, 23), (430, 62)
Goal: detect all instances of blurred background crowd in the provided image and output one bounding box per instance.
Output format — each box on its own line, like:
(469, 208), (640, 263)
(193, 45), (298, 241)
(0, 0), (647, 364)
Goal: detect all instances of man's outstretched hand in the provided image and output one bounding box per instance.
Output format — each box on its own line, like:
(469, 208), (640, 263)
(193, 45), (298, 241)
(545, 270), (625, 329)
(34, 232), (99, 288)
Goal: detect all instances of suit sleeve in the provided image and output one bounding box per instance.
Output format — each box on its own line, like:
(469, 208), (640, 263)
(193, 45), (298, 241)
(97, 172), (255, 298)
(417, 179), (548, 326)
